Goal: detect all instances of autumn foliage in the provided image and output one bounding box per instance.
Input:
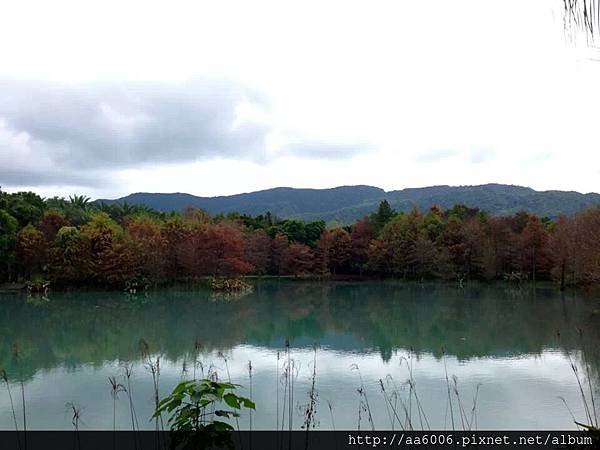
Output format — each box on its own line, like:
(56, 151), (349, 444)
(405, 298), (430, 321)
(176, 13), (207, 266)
(2, 190), (600, 289)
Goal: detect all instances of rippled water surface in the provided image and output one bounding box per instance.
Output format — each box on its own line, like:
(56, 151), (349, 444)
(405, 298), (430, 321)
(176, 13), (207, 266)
(0, 281), (598, 429)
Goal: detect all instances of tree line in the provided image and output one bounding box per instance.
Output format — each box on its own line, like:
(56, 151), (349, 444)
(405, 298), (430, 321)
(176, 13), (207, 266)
(1, 189), (599, 288)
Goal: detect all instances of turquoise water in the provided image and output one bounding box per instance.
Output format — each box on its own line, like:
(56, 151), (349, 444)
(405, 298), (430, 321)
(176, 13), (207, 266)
(0, 281), (598, 430)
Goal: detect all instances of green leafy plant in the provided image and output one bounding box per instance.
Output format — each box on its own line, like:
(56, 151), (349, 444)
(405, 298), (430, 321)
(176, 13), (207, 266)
(154, 379), (255, 432)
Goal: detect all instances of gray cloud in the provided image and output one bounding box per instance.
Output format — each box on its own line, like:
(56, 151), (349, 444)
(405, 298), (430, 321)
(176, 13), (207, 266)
(280, 141), (370, 160)
(0, 79), (271, 187)
(0, 167), (104, 188)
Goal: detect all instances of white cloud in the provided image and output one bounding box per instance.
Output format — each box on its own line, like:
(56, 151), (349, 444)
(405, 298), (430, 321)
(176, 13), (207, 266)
(1, 0), (599, 198)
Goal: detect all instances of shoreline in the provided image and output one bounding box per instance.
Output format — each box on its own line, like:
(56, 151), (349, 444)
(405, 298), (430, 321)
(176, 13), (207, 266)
(1, 276), (589, 295)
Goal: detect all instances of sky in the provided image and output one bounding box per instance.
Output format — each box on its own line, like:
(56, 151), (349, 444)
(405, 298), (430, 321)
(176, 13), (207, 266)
(1, 0), (599, 200)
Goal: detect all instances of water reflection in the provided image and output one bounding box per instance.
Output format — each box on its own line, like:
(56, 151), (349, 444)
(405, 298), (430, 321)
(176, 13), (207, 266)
(0, 281), (598, 429)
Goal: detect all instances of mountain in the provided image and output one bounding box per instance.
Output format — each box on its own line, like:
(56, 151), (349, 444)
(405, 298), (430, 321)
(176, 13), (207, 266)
(96, 185), (385, 218)
(96, 184), (600, 224)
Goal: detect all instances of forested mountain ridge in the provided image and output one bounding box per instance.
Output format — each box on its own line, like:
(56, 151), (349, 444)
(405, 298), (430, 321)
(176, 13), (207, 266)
(96, 184), (600, 223)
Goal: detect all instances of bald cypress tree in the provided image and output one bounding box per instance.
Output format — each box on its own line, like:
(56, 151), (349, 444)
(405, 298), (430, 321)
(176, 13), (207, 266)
(371, 200), (396, 234)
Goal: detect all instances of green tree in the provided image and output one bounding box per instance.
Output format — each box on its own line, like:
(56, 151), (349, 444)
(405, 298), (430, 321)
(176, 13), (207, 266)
(378, 210), (422, 277)
(304, 220), (326, 247)
(423, 205), (446, 241)
(280, 220), (307, 244)
(0, 210), (18, 281)
(49, 226), (90, 284)
(2, 191), (46, 227)
(16, 224), (46, 279)
(371, 200), (396, 233)
(68, 195), (91, 209)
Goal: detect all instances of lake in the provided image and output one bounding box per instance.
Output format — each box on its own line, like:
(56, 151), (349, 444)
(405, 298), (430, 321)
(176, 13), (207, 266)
(0, 281), (598, 430)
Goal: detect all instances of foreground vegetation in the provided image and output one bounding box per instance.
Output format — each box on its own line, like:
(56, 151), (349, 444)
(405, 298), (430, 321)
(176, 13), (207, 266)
(1, 189), (599, 289)
(1, 341), (598, 435)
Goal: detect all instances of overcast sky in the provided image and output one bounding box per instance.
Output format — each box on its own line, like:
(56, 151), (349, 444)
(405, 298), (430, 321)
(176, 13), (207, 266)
(1, 0), (599, 199)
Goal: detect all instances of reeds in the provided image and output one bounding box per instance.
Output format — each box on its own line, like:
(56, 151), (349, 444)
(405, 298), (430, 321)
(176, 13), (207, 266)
(379, 377), (405, 431)
(280, 338), (299, 450)
(563, 0), (600, 44)
(18, 334), (597, 432)
(577, 328), (598, 428)
(384, 375), (413, 430)
(1, 368), (21, 450)
(327, 400), (335, 430)
(350, 363), (375, 431)
(276, 351), (280, 431)
(66, 402), (82, 450)
(218, 352), (242, 432)
(301, 345), (318, 433)
(248, 360), (253, 431)
(442, 348), (455, 431)
(558, 329), (599, 429)
(398, 350), (430, 431)
(452, 375), (476, 431)
(468, 383), (481, 431)
(66, 402), (82, 430)
(13, 343), (27, 450)
(108, 376), (126, 432)
(139, 339), (163, 432)
(180, 356), (188, 380)
(139, 338), (164, 450)
(122, 363), (141, 450)
(108, 375), (126, 450)
(192, 339), (203, 381)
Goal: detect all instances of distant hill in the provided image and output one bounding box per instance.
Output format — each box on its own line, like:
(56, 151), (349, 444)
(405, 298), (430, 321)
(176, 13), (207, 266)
(96, 184), (600, 224)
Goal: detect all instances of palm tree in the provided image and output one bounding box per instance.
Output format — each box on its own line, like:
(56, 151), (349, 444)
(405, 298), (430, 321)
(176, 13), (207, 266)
(68, 195), (92, 209)
(97, 202), (114, 214)
(46, 196), (68, 210)
(563, 0), (600, 44)
(118, 202), (137, 217)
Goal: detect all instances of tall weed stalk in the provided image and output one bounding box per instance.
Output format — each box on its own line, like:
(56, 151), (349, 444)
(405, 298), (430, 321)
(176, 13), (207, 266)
(1, 369), (21, 450)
